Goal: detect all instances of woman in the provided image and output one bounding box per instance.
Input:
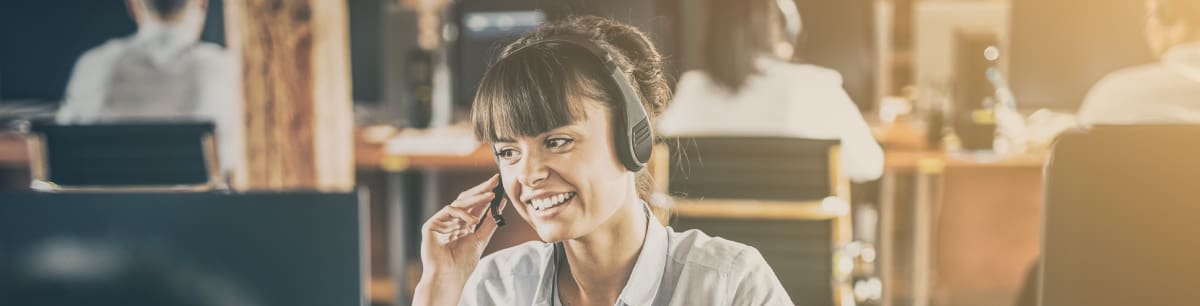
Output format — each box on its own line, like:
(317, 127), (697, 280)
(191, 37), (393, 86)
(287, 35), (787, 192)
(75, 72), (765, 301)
(657, 0), (884, 182)
(413, 16), (792, 305)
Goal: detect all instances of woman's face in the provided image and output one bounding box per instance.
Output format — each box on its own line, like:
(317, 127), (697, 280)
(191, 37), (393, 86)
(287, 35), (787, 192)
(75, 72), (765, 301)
(492, 101), (637, 242)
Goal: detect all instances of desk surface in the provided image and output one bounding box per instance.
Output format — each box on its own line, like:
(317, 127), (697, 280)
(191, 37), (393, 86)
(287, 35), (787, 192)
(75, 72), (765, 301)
(0, 129), (1048, 173)
(356, 137), (495, 171)
(885, 150), (1047, 173)
(0, 131), (499, 171)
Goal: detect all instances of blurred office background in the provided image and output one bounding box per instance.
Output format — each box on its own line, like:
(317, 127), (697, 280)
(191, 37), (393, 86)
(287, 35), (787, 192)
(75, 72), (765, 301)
(2, 0), (1195, 306)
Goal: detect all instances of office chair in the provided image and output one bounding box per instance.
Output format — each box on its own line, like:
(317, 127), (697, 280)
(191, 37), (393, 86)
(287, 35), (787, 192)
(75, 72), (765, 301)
(25, 121), (220, 192)
(1039, 125), (1200, 306)
(665, 136), (852, 306)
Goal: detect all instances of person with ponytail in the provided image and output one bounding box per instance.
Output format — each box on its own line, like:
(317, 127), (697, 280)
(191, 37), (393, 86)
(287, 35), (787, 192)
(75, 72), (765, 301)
(413, 16), (792, 306)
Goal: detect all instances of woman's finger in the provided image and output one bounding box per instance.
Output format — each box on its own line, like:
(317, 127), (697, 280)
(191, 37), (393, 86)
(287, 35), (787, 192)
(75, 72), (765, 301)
(455, 174), (499, 200)
(449, 189), (496, 210)
(429, 221), (468, 235)
(442, 205), (483, 225)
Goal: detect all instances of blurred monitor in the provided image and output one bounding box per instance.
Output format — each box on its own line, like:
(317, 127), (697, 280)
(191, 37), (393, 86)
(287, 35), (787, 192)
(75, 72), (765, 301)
(452, 9), (546, 112)
(1009, 0), (1155, 111)
(348, 0), (384, 104)
(0, 192), (364, 306)
(449, 0), (665, 120)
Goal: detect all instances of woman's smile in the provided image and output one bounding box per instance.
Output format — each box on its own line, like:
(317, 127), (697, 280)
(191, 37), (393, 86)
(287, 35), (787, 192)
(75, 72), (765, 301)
(525, 191), (577, 219)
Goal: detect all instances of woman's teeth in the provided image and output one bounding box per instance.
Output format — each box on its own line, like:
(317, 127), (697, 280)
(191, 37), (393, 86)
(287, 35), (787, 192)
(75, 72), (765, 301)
(530, 192), (575, 211)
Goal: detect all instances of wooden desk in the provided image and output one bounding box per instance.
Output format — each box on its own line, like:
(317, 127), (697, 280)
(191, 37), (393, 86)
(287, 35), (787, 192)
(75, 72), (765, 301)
(0, 130), (496, 171)
(880, 149), (1047, 306)
(355, 137), (494, 171)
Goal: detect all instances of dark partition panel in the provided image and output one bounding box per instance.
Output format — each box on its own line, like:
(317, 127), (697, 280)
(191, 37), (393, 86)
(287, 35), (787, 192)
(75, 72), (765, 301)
(0, 192), (362, 306)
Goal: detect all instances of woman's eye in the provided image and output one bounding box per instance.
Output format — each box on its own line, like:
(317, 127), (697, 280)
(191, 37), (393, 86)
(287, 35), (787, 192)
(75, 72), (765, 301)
(546, 138), (574, 150)
(495, 148), (520, 161)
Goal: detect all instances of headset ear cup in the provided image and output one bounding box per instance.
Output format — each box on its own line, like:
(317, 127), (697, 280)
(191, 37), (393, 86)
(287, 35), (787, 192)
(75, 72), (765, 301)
(634, 119), (653, 163)
(615, 110), (651, 172)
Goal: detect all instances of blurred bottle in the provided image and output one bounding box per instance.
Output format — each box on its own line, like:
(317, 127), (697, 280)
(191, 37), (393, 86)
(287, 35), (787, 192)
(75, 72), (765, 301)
(405, 48), (434, 128)
(925, 103), (945, 150)
(961, 97), (996, 152)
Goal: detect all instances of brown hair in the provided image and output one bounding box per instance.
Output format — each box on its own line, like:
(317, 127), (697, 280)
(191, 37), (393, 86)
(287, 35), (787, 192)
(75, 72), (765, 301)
(471, 16), (672, 207)
(702, 0), (795, 92)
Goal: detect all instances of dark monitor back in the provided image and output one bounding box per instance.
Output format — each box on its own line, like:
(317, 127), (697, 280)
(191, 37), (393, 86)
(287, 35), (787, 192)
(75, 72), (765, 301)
(31, 122), (215, 186)
(450, 0), (665, 117)
(0, 192), (363, 306)
(1009, 0), (1154, 110)
(1041, 125), (1200, 306)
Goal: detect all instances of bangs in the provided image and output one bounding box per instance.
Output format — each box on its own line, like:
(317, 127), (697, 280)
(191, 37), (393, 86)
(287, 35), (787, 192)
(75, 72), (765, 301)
(472, 43), (611, 142)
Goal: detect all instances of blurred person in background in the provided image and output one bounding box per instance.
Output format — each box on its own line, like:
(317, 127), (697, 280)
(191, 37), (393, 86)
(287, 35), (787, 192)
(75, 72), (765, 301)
(1078, 0), (1200, 124)
(657, 0), (884, 182)
(56, 0), (241, 174)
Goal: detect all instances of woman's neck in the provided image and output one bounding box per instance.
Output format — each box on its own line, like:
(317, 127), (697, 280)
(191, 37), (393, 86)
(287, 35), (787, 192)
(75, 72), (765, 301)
(558, 193), (648, 305)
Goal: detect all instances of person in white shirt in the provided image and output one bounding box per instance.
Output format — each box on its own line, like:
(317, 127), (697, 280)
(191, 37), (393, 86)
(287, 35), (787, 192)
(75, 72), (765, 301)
(57, 0), (241, 173)
(657, 0), (884, 182)
(1078, 0), (1200, 125)
(413, 16), (792, 306)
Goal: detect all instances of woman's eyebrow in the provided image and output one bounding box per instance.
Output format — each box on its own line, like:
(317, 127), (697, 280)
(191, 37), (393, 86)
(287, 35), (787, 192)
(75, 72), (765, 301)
(543, 124), (585, 135)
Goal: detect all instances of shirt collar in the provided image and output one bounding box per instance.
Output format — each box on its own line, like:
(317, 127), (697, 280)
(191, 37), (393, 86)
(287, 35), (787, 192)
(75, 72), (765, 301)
(132, 19), (202, 66)
(531, 201), (669, 306)
(617, 201), (669, 305)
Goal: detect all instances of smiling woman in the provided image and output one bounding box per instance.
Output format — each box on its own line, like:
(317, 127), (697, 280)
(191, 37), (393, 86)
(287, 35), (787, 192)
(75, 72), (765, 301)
(413, 16), (794, 306)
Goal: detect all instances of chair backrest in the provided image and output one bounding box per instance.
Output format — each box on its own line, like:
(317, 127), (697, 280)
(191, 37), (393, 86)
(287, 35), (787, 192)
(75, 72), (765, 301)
(27, 121), (218, 192)
(666, 136), (846, 306)
(1040, 125), (1200, 306)
(666, 136), (841, 201)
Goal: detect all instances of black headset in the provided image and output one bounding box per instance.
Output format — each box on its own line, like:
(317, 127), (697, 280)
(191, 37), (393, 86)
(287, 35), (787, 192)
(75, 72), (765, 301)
(474, 35), (655, 230)
(503, 35), (655, 172)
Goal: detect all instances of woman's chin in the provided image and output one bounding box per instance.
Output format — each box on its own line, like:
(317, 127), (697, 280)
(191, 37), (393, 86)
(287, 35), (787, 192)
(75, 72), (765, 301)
(532, 224), (575, 243)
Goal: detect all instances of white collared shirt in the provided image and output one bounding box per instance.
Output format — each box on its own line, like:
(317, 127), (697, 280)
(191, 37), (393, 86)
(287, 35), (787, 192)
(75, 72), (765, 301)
(459, 204), (794, 306)
(657, 56), (884, 182)
(56, 21), (242, 171)
(1078, 42), (1200, 125)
